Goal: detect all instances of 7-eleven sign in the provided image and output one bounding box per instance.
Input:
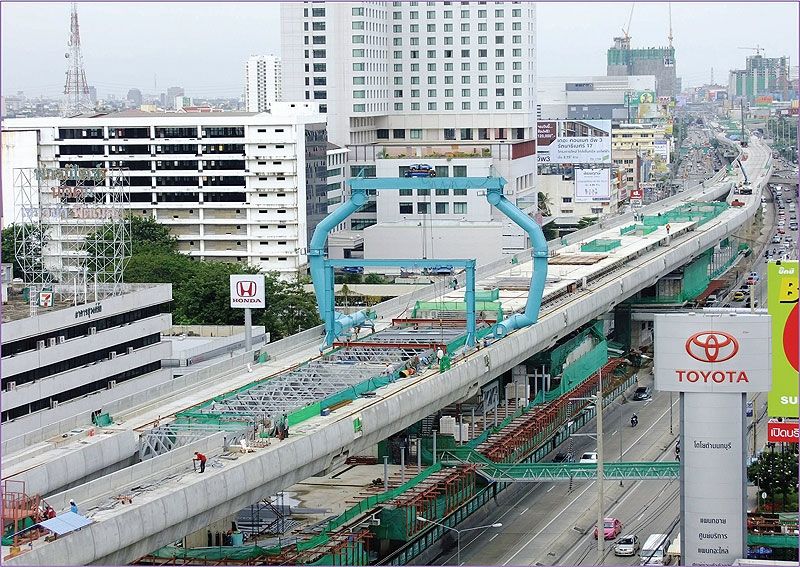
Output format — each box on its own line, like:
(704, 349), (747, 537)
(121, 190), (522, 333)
(38, 291), (53, 308)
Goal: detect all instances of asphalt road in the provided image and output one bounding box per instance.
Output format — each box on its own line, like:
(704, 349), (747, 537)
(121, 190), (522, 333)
(422, 371), (681, 566)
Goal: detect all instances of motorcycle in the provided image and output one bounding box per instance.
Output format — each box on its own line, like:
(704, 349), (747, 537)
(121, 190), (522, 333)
(630, 414), (639, 428)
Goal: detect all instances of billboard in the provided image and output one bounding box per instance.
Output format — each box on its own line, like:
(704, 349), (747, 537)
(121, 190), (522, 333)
(767, 420), (799, 443)
(230, 274), (266, 309)
(654, 313), (772, 393)
(536, 120), (611, 164)
(767, 261), (798, 417)
(575, 168), (611, 202)
(653, 139), (670, 163)
(682, 392), (746, 566)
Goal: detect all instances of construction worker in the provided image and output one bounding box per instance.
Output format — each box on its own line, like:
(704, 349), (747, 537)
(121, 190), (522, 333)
(69, 500), (78, 514)
(194, 452), (207, 473)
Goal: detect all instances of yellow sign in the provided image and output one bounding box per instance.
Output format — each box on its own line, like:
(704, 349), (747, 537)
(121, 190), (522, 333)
(767, 261), (799, 417)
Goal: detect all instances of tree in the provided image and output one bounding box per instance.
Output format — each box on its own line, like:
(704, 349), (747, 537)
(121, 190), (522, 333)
(576, 216), (598, 230)
(542, 223), (559, 241)
(537, 191), (553, 217)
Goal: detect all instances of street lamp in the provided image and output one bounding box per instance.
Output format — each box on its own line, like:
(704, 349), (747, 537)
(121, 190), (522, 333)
(416, 516), (502, 566)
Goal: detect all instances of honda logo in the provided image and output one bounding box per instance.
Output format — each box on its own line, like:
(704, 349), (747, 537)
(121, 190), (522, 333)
(685, 331), (739, 363)
(236, 280), (257, 298)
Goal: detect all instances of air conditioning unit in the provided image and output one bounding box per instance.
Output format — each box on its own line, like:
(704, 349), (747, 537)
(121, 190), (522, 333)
(7, 381), (16, 391)
(51, 400), (59, 409)
(89, 327), (97, 335)
(37, 340), (46, 350)
(108, 380), (117, 389)
(108, 352), (117, 360)
(127, 346), (134, 355)
(48, 337), (57, 347)
(58, 336), (66, 344)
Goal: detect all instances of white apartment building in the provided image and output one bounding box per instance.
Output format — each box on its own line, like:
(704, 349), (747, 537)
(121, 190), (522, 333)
(245, 55), (283, 113)
(2, 103), (327, 278)
(281, 1), (539, 261)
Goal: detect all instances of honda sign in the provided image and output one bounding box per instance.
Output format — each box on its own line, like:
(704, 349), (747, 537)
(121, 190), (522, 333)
(230, 274), (266, 309)
(654, 313), (771, 392)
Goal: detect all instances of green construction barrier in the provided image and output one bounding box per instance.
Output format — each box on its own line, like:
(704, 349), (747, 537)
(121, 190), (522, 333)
(288, 402), (322, 427)
(581, 239), (621, 253)
(619, 224), (637, 235)
(470, 288), (500, 302)
(747, 533), (799, 548)
(411, 301), (503, 321)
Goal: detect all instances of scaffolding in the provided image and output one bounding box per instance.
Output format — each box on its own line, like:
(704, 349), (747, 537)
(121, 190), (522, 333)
(2, 481), (41, 547)
(13, 166), (130, 310)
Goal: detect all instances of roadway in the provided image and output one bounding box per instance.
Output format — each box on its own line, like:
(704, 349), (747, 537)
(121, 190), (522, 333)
(3, 136), (772, 565)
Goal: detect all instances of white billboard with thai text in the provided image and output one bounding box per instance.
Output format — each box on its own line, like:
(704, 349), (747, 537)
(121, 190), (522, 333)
(536, 120), (612, 165)
(575, 168), (611, 202)
(654, 313), (771, 393)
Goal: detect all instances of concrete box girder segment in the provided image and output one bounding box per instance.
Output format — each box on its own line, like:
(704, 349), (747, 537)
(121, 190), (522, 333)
(308, 176), (548, 348)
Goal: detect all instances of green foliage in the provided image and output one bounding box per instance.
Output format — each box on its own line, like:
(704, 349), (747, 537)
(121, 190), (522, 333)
(364, 273), (388, 284)
(576, 216), (599, 230)
(90, 216), (320, 339)
(537, 191), (552, 217)
(748, 448), (799, 499)
(542, 223), (559, 241)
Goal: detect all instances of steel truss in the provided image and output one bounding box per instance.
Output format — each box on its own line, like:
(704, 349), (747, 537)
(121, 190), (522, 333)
(474, 461), (680, 482)
(139, 422), (250, 460)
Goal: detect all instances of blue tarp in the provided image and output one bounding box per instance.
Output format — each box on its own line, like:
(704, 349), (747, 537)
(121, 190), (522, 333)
(38, 512), (92, 535)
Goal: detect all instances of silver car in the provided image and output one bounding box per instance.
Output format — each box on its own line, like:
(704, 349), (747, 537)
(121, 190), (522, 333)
(614, 534), (641, 556)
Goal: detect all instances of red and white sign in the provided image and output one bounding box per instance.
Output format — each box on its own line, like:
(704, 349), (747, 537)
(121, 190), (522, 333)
(230, 274), (266, 308)
(654, 314), (772, 392)
(767, 421), (799, 443)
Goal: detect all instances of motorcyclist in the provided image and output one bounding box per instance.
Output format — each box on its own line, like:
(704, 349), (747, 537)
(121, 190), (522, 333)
(630, 413), (638, 427)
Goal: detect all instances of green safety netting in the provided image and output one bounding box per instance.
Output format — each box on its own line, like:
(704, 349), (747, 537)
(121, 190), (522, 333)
(747, 533), (799, 549)
(412, 300), (504, 322)
(581, 239), (621, 253)
(530, 321), (604, 377)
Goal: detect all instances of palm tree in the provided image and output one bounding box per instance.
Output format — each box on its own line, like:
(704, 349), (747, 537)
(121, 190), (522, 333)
(537, 192), (553, 216)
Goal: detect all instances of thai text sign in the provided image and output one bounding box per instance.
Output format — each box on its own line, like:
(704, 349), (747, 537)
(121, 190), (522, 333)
(767, 261), (798, 417)
(536, 120), (611, 164)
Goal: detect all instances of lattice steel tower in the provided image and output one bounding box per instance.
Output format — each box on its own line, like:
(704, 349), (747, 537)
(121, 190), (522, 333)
(62, 2), (92, 116)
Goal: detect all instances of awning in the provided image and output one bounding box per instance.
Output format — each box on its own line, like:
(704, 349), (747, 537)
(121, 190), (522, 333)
(37, 512), (92, 535)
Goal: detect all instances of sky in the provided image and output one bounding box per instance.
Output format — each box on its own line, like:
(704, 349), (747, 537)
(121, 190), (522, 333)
(1, 1), (798, 99)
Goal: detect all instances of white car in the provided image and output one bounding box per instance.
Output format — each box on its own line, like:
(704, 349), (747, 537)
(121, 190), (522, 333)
(614, 534), (641, 557)
(579, 451), (598, 464)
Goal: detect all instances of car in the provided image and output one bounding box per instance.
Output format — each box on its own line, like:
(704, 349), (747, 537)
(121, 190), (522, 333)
(632, 386), (652, 401)
(772, 236), (783, 244)
(595, 517), (623, 540)
(579, 451), (598, 464)
(615, 534), (641, 556)
(553, 452), (574, 463)
(777, 228), (785, 235)
(403, 164), (436, 178)
(747, 277), (758, 286)
(706, 294), (718, 304)
(733, 291), (747, 302)
(749, 272), (760, 281)
(785, 237), (794, 244)
(791, 223), (798, 231)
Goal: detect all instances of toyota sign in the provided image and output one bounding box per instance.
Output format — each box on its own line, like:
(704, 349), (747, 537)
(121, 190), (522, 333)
(654, 313), (771, 392)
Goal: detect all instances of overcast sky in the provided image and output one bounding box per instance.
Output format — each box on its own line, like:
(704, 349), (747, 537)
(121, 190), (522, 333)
(1, 2), (797, 99)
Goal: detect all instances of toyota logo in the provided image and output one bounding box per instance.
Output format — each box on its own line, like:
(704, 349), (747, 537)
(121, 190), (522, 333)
(685, 331), (739, 363)
(236, 280), (257, 298)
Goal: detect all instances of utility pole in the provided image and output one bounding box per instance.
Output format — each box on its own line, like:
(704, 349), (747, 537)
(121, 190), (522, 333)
(596, 369), (605, 563)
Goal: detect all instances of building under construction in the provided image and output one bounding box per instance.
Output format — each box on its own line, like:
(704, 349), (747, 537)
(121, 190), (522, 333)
(607, 36), (680, 97)
(728, 55), (792, 102)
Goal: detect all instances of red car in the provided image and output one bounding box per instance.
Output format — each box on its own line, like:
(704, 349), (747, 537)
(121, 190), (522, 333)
(594, 517), (623, 540)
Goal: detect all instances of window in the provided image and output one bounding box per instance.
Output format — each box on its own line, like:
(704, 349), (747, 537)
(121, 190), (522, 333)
(444, 23), (453, 32)
(495, 22), (504, 30)
(445, 88), (454, 97)
(418, 202), (430, 214)
(353, 104), (366, 112)
(394, 89), (403, 97)
(562, 197), (573, 203)
(513, 101), (522, 109)
(478, 49), (487, 57)
(460, 128), (473, 140)
(352, 63), (363, 71)
(496, 48), (504, 57)
(435, 189), (450, 196)
(411, 89), (420, 97)
(461, 88), (470, 97)
(352, 90), (365, 98)
(399, 189), (413, 196)
(435, 166), (449, 177)
(411, 63), (420, 71)
(513, 87), (522, 96)
(453, 165), (467, 176)
(496, 101), (505, 109)
(478, 36), (487, 44)
(445, 76), (454, 84)
(394, 102), (404, 111)
(427, 23), (436, 32)
(411, 77), (420, 84)
(444, 128), (456, 140)
(410, 37), (420, 45)
(462, 76), (470, 84)
(393, 38), (403, 46)
(399, 202), (414, 214)
(478, 9), (487, 17)
(313, 77), (327, 85)
(411, 24), (420, 32)
(461, 62), (471, 71)
(454, 202), (468, 214)
(495, 8), (504, 16)
(436, 202), (449, 214)
(418, 189), (430, 196)
(461, 23), (470, 31)
(513, 48), (522, 56)
(313, 22), (326, 30)
(353, 49), (365, 57)
(411, 50), (420, 58)
(513, 61), (522, 70)
(377, 129), (390, 139)
(394, 63), (403, 72)
(410, 129), (422, 139)
(461, 9), (469, 17)
(495, 35), (504, 44)
(513, 75), (522, 83)
(353, 76), (365, 84)
(312, 7), (325, 16)
(479, 101), (488, 109)
(461, 36), (470, 45)
(428, 102), (437, 110)
(428, 63), (437, 71)
(352, 21), (364, 29)
(352, 6), (364, 15)
(512, 8), (521, 16)
(352, 35), (364, 43)
(427, 37), (436, 45)
(313, 49), (326, 58)
(496, 75), (505, 83)
(513, 35), (522, 44)
(314, 90), (328, 99)
(410, 10), (419, 19)
(461, 49), (470, 57)
(444, 10), (452, 18)
(512, 22), (521, 30)
(445, 102), (454, 110)
(393, 24), (402, 32)
(428, 76), (437, 84)
(393, 129), (405, 139)
(394, 77), (403, 85)
(454, 188), (467, 195)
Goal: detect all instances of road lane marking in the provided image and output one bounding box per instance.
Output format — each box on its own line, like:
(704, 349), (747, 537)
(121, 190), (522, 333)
(547, 485), (555, 493)
(490, 534), (499, 541)
(519, 507), (529, 515)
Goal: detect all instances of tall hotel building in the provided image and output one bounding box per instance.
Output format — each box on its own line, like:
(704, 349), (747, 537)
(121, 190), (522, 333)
(281, 2), (539, 258)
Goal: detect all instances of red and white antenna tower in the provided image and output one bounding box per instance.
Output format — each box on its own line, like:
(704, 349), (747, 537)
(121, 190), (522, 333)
(62, 2), (92, 116)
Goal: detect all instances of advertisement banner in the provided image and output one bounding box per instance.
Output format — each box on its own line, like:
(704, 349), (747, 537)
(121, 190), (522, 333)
(654, 314), (772, 393)
(767, 420), (799, 443)
(682, 392), (746, 566)
(767, 261), (798, 417)
(575, 168), (611, 202)
(230, 274), (266, 309)
(536, 120), (611, 164)
(653, 139), (670, 163)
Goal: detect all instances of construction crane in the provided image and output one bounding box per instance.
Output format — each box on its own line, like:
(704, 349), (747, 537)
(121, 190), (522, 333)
(738, 45), (765, 56)
(621, 2), (635, 40)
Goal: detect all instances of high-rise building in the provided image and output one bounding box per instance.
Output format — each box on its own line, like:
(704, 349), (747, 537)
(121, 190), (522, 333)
(165, 86), (185, 110)
(607, 36), (679, 97)
(127, 88), (143, 107)
(245, 55), (283, 112)
(728, 55), (791, 101)
(2, 103), (327, 278)
(537, 75), (658, 123)
(281, 2), (539, 259)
